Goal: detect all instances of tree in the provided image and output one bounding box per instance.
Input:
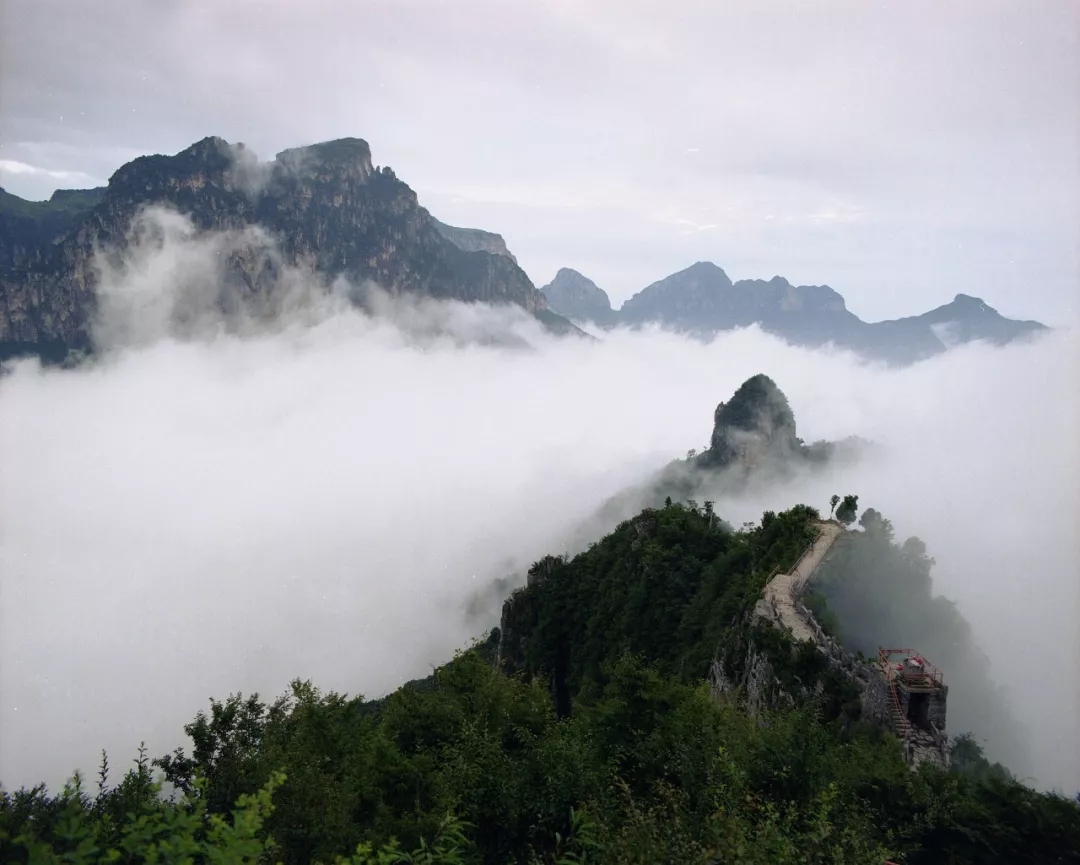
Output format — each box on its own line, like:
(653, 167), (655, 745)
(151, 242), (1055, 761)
(8, 502), (1080, 864)
(835, 494), (858, 526)
(828, 495), (840, 518)
(857, 508), (894, 542)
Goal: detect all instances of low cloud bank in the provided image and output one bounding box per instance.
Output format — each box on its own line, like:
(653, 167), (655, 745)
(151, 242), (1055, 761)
(1, 213), (1077, 794)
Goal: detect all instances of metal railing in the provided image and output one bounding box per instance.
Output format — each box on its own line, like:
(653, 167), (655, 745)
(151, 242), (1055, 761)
(788, 528), (823, 579)
(878, 647), (945, 687)
(888, 678), (911, 737)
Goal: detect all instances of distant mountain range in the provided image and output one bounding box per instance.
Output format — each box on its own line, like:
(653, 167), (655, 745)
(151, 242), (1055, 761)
(0, 137), (578, 362)
(0, 136), (1048, 365)
(541, 264), (1048, 364)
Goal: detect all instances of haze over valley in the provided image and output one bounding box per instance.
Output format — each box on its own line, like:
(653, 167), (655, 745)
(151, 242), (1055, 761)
(2, 1), (1078, 860)
(2, 210), (1076, 792)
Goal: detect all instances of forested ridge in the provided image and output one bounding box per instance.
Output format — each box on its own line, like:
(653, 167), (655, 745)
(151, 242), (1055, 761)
(3, 502), (1078, 863)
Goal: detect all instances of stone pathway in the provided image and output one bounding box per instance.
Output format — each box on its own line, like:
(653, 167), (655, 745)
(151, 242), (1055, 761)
(759, 521), (843, 642)
(752, 521), (951, 769)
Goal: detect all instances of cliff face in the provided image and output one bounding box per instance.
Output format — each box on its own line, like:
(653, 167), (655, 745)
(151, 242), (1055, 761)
(0, 187), (106, 275)
(693, 374), (869, 476)
(539, 267), (616, 325)
(701, 374), (800, 469)
(0, 137), (545, 361)
(433, 219), (518, 263)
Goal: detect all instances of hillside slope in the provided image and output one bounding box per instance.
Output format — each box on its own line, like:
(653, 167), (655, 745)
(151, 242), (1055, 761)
(4, 500), (1079, 863)
(0, 138), (547, 362)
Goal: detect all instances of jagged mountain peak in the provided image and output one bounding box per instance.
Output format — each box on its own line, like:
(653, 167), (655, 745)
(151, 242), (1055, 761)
(540, 267), (614, 324)
(109, 136), (234, 186)
(704, 374), (799, 468)
(933, 293), (997, 317)
(585, 374), (866, 537)
(543, 256), (1043, 363)
(684, 260), (730, 276)
(668, 259), (734, 287)
(892, 291), (1048, 350)
(0, 135), (549, 361)
(555, 266), (588, 279)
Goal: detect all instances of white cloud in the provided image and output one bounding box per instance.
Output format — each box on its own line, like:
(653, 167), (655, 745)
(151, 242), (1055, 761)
(808, 201), (869, 224)
(0, 159), (98, 184)
(0, 216), (1077, 796)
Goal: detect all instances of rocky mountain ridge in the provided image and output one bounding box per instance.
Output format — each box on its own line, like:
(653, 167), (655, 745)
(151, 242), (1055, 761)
(0, 187), (106, 272)
(576, 374), (867, 546)
(541, 262), (1047, 364)
(3, 137), (1047, 366)
(0, 137), (556, 362)
(433, 219), (518, 263)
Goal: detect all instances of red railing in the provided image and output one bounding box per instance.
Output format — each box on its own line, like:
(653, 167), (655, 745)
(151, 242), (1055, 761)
(888, 678), (910, 737)
(878, 647), (944, 687)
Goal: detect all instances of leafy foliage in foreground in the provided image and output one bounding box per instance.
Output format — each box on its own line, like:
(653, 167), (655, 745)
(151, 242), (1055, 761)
(3, 505), (1078, 863)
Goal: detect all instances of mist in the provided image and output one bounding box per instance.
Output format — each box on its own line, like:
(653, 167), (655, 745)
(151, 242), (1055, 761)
(1, 216), (1077, 795)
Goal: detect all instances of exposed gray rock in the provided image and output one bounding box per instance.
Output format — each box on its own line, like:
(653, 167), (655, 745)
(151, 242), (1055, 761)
(433, 219), (518, 264)
(549, 259), (1047, 365)
(0, 137), (547, 362)
(539, 267), (616, 325)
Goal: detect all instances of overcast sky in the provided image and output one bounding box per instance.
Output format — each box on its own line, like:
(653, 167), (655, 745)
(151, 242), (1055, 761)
(1, 0), (1077, 322)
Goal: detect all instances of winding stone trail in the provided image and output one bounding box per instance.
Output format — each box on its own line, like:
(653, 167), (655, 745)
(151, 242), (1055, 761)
(747, 520), (951, 769)
(757, 520), (843, 641)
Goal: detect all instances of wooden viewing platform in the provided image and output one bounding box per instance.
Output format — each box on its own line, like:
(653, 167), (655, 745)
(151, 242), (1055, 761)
(878, 647), (945, 692)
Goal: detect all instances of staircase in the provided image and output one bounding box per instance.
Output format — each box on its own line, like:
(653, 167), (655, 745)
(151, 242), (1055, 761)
(887, 679), (910, 737)
(883, 663), (949, 769)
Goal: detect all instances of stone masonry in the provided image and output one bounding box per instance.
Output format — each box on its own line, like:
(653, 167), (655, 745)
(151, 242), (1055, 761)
(733, 519), (950, 769)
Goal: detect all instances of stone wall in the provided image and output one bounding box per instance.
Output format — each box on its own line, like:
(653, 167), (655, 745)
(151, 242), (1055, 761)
(709, 637), (795, 718)
(862, 672), (890, 724)
(730, 520), (951, 770)
(927, 689), (948, 728)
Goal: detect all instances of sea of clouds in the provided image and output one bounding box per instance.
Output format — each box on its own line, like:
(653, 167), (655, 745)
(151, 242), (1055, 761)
(2, 211), (1077, 794)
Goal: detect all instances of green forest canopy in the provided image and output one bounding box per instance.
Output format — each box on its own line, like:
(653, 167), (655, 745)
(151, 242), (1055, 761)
(3, 502), (1078, 864)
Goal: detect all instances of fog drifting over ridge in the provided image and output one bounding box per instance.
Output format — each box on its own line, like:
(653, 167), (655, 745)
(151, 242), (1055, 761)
(1, 216), (1077, 795)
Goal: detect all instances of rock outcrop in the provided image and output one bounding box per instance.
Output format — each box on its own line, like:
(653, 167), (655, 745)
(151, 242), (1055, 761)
(578, 376), (867, 546)
(0, 137), (546, 361)
(691, 374), (866, 479)
(701, 373), (800, 470)
(433, 219), (518, 263)
(539, 267), (616, 326)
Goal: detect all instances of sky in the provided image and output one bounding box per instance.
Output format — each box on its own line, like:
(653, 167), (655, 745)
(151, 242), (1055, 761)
(1, 208), (1078, 796)
(1, 0), (1078, 324)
